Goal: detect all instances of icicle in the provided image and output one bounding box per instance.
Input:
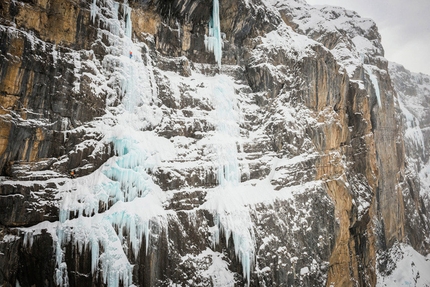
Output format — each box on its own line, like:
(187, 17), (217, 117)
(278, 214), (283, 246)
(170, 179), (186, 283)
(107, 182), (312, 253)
(204, 0), (223, 68)
(23, 231), (34, 248)
(176, 19), (181, 39)
(55, 225), (69, 287)
(213, 211), (254, 286)
(91, 236), (99, 273)
(52, 44), (58, 65)
(90, 0), (97, 24)
(145, 220), (150, 255)
(59, 207), (69, 223)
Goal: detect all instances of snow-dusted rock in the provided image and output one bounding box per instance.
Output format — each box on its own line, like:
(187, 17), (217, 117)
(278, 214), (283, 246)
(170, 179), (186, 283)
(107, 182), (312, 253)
(0, 0), (429, 286)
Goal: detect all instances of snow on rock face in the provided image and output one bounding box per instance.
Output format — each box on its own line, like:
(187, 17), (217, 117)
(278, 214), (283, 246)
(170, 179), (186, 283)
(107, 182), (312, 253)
(389, 62), (430, 146)
(377, 243), (430, 287)
(390, 62), (430, 170)
(389, 62), (430, 253)
(265, 0), (388, 109)
(1, 0), (430, 286)
(269, 0), (383, 71)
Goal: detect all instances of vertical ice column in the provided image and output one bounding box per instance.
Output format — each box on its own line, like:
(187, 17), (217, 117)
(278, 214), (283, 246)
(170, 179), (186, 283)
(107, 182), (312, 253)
(176, 20), (181, 39)
(209, 75), (254, 285)
(55, 227), (69, 287)
(124, 4), (132, 39)
(212, 77), (240, 185)
(205, 0), (223, 68)
(90, 0), (97, 23)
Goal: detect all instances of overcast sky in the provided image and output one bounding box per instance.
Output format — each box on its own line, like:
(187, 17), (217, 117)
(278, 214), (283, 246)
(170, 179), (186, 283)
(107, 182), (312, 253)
(305, 0), (430, 75)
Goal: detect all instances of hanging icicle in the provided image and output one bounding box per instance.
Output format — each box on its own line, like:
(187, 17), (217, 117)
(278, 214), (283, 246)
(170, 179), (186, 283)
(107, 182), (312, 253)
(204, 0), (223, 68)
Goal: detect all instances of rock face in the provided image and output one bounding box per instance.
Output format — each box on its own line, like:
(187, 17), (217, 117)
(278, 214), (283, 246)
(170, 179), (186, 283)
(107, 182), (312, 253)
(0, 0), (429, 286)
(388, 62), (430, 250)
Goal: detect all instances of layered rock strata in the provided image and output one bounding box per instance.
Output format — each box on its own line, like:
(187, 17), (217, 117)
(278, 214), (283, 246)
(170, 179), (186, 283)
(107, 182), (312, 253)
(0, 0), (429, 286)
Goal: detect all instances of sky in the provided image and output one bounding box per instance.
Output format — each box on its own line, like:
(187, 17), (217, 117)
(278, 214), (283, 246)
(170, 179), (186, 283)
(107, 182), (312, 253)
(305, 0), (430, 75)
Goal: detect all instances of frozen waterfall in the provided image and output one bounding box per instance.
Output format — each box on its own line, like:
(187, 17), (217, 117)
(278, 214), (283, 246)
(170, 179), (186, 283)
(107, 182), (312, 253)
(203, 75), (255, 286)
(23, 0), (254, 285)
(52, 0), (168, 286)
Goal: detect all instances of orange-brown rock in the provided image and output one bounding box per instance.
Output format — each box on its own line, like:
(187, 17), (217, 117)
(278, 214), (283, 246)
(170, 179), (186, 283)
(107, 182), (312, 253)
(0, 0), (428, 286)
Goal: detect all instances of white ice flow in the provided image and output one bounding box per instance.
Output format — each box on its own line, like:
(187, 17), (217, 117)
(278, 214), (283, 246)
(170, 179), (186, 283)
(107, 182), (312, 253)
(201, 75), (255, 286)
(52, 0), (171, 286)
(205, 0), (223, 67)
(21, 0), (255, 285)
(364, 64), (382, 107)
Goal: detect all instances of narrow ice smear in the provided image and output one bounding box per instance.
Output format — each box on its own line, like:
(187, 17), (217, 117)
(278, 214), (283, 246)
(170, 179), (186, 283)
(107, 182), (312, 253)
(204, 0), (223, 67)
(364, 65), (381, 107)
(52, 44), (58, 65)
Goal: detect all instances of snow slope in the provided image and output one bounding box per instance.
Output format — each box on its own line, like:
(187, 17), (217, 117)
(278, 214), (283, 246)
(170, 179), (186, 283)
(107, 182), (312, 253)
(377, 244), (430, 287)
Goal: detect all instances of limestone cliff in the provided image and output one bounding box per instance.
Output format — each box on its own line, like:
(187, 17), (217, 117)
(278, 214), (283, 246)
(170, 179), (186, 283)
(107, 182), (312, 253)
(0, 0), (429, 286)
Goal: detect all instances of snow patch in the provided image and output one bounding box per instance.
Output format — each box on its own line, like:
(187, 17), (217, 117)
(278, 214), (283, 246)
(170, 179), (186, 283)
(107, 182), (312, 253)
(182, 248), (236, 286)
